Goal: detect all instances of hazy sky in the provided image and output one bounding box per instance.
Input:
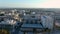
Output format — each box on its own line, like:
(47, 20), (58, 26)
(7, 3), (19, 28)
(0, 0), (60, 8)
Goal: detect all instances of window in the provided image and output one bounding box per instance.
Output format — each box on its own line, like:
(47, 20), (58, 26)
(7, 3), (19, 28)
(31, 16), (35, 18)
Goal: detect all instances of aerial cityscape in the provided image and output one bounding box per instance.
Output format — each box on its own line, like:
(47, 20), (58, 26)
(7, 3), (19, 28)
(0, 8), (59, 34)
(0, 0), (60, 34)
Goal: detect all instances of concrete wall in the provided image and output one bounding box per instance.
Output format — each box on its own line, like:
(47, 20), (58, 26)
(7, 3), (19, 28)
(41, 15), (54, 29)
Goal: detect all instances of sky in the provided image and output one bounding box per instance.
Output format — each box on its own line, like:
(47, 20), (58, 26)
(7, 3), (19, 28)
(0, 0), (60, 8)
